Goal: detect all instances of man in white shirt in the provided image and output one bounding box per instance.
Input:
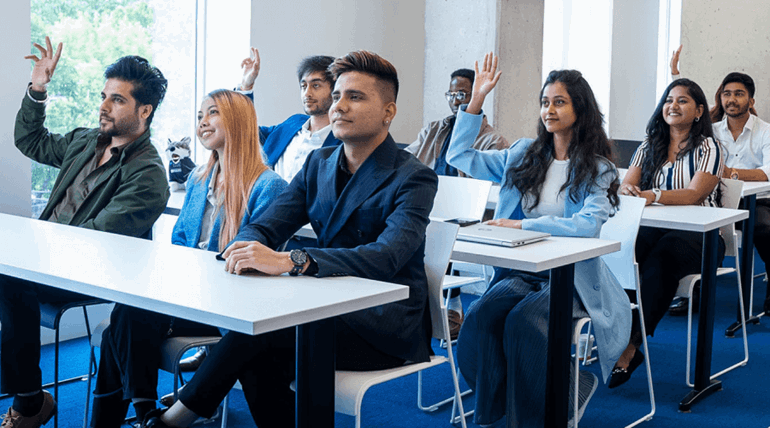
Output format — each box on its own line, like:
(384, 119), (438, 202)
(710, 72), (770, 315)
(237, 48), (342, 183)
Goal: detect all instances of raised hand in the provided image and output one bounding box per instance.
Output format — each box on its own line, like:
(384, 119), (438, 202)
(240, 47), (261, 91)
(670, 44), (682, 75)
(25, 36), (62, 93)
(466, 52), (502, 115)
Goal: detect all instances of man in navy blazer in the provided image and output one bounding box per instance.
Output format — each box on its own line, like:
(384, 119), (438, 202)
(238, 48), (342, 183)
(144, 51), (438, 428)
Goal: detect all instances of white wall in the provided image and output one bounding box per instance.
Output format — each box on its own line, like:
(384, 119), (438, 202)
(680, 0), (770, 124)
(608, 1), (660, 140)
(250, 0), (425, 144)
(0, 3), (32, 217)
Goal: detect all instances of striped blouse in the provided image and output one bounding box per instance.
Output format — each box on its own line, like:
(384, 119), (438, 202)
(629, 137), (724, 207)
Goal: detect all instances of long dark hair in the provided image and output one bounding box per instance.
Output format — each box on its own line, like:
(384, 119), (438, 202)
(639, 78), (714, 191)
(504, 69), (619, 210)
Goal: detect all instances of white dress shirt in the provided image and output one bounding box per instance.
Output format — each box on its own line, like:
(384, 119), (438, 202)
(274, 119), (332, 183)
(713, 114), (770, 197)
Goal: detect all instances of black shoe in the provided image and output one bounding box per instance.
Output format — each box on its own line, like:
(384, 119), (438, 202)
(670, 291), (699, 316)
(179, 348), (207, 372)
(141, 408), (169, 428)
(608, 349), (644, 389)
(158, 386), (184, 408)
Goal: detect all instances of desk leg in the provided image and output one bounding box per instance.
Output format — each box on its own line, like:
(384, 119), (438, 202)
(296, 318), (336, 428)
(727, 194), (760, 337)
(544, 264), (574, 428)
(680, 229), (722, 411)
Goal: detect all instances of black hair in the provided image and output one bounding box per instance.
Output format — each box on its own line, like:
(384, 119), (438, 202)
(296, 55), (336, 85)
(640, 78), (719, 203)
(104, 55), (167, 126)
(710, 72), (758, 122)
(329, 50), (399, 102)
(504, 69), (619, 211)
(450, 68), (475, 86)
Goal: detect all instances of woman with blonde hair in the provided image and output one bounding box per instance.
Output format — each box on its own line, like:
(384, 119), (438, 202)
(90, 89), (287, 427)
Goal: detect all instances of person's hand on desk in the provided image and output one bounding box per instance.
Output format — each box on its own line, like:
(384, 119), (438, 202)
(484, 219), (522, 229)
(222, 241), (308, 276)
(621, 184), (655, 205)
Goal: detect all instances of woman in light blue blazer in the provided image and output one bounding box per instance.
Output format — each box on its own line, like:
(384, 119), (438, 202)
(91, 90), (287, 426)
(448, 54), (631, 428)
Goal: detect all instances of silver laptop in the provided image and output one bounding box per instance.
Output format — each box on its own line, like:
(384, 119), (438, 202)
(456, 223), (550, 247)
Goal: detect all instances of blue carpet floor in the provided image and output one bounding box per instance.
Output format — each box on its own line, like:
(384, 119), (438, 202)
(3, 255), (769, 427)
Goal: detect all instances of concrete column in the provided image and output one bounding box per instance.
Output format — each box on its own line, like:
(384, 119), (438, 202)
(423, 0), (498, 128)
(0, 3), (31, 217)
(494, 0), (545, 140)
(608, 1), (661, 140)
(680, 0), (770, 123)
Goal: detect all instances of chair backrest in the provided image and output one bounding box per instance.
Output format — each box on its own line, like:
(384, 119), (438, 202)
(423, 220), (460, 341)
(719, 178), (744, 257)
(431, 175), (493, 220)
(599, 195), (646, 291)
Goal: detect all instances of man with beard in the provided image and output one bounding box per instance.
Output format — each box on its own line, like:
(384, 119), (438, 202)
(671, 47), (770, 316)
(238, 48), (342, 183)
(0, 37), (169, 427)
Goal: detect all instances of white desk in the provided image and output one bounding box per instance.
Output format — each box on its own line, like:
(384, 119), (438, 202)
(449, 235), (620, 428)
(726, 181), (770, 336)
(0, 213), (407, 428)
(639, 204), (747, 411)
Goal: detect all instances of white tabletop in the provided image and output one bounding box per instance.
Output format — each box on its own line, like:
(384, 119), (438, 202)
(486, 180), (770, 211)
(0, 213), (408, 336)
(639, 205), (747, 232)
(296, 222), (619, 272)
(450, 236), (620, 272)
(739, 181), (770, 197)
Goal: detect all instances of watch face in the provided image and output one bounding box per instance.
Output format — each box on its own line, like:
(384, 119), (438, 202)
(290, 249), (308, 265)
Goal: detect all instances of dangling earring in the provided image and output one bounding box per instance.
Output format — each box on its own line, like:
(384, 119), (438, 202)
(695, 116), (700, 122)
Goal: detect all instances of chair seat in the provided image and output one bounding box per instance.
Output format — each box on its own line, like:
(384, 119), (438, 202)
(676, 267), (736, 298)
(335, 356), (450, 416)
(442, 275), (481, 290)
(159, 336), (221, 373)
(39, 298), (106, 330)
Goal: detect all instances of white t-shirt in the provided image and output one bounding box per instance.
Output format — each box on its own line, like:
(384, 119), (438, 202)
(522, 159), (569, 218)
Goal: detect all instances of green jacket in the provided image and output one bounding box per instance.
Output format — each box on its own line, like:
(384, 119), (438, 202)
(15, 92), (170, 238)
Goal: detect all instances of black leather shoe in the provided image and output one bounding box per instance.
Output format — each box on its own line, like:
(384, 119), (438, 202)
(670, 291), (699, 316)
(608, 349), (644, 389)
(141, 408), (169, 428)
(158, 386), (184, 408)
(179, 348), (207, 372)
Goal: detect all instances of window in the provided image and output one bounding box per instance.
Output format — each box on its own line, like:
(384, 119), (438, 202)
(29, 0), (249, 218)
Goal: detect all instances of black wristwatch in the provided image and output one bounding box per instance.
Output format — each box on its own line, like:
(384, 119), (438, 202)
(289, 249), (308, 276)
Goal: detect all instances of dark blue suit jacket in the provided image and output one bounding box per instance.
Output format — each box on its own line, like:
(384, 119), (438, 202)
(259, 114), (342, 167)
(232, 135), (438, 363)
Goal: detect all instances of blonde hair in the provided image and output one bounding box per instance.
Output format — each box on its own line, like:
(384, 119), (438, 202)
(197, 89), (268, 251)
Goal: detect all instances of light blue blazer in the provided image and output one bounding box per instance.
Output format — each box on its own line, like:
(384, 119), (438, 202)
(447, 107), (631, 382)
(171, 167), (288, 251)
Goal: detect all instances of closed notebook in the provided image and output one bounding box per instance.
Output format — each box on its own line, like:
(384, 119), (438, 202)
(455, 223), (550, 247)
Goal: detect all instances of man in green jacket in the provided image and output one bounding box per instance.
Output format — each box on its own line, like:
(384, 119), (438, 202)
(0, 37), (170, 428)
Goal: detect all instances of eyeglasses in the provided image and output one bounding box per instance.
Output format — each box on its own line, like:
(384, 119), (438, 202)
(445, 91), (470, 102)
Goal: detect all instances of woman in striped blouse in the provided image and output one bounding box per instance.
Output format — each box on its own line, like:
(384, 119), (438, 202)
(610, 78), (725, 388)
